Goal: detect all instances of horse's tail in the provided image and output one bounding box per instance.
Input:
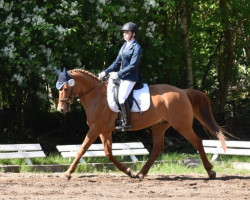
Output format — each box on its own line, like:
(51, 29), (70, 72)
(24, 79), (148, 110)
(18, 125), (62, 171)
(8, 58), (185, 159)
(185, 89), (227, 152)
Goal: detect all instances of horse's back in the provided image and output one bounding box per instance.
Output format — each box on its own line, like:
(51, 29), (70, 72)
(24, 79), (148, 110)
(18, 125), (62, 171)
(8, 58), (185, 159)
(149, 84), (191, 108)
(149, 84), (187, 96)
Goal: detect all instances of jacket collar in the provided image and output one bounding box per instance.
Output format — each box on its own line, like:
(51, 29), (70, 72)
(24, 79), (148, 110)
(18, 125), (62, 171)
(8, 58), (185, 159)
(121, 40), (136, 54)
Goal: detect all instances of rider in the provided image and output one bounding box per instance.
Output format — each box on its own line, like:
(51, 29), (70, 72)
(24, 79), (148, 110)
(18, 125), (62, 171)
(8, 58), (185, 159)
(99, 22), (143, 131)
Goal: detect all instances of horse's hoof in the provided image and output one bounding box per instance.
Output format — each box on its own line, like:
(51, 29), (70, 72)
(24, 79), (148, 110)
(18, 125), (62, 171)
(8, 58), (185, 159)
(64, 172), (72, 180)
(136, 173), (144, 181)
(127, 168), (136, 178)
(208, 171), (216, 179)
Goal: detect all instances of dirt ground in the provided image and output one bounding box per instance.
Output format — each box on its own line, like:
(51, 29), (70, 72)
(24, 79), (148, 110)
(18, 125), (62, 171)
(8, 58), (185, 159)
(0, 172), (249, 200)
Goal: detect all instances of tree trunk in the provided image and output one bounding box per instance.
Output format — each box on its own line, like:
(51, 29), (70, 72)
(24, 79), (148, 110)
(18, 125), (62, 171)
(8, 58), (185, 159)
(216, 0), (234, 122)
(201, 33), (224, 90)
(180, 0), (193, 89)
(243, 21), (250, 60)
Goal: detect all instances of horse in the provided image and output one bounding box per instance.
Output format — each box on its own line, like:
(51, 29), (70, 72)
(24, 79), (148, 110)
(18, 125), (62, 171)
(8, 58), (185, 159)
(56, 68), (227, 180)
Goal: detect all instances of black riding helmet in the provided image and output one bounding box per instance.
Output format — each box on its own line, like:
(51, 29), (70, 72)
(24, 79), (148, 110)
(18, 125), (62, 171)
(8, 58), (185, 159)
(121, 22), (139, 39)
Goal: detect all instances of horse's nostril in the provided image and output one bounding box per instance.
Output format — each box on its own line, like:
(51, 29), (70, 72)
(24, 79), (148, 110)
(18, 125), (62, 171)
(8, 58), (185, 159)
(60, 108), (64, 113)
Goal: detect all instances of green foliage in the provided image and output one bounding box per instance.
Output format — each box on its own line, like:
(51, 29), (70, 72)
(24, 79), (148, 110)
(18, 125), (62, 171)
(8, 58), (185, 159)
(0, 0), (249, 140)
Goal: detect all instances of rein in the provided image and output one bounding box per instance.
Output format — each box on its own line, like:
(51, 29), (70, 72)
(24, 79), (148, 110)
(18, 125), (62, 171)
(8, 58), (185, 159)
(59, 82), (104, 103)
(77, 82), (104, 99)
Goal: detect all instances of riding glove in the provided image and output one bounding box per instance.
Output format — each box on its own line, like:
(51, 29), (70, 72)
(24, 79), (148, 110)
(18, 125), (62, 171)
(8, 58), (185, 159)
(98, 71), (106, 79)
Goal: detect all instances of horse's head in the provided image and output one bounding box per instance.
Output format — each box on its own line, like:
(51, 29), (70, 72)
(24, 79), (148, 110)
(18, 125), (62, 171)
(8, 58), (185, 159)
(55, 68), (76, 114)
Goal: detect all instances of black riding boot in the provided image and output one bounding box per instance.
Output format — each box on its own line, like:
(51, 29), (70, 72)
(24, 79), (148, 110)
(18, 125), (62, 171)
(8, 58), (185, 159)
(116, 101), (131, 131)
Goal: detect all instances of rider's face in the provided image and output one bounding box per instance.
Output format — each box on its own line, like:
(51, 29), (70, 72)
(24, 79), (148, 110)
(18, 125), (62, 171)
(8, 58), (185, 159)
(123, 30), (134, 41)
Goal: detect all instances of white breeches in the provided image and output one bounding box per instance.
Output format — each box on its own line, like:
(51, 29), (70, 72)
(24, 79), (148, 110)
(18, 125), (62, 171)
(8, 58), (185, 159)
(118, 80), (136, 104)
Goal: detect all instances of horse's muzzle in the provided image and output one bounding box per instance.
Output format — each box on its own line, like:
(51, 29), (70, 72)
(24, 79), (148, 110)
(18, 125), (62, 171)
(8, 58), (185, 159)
(57, 103), (70, 114)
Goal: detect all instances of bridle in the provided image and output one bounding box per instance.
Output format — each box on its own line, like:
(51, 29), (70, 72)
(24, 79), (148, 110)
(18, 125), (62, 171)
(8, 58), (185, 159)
(59, 86), (75, 104)
(59, 82), (104, 104)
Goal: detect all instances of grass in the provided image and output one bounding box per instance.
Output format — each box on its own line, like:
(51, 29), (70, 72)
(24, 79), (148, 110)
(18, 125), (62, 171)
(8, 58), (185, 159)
(0, 152), (249, 175)
(152, 153), (250, 175)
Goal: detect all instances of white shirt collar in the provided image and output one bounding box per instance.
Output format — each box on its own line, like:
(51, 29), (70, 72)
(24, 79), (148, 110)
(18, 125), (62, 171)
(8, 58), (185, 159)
(125, 40), (135, 49)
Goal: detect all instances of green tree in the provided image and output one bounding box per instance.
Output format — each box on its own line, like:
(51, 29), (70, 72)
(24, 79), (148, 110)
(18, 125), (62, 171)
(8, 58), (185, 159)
(0, 0), (249, 142)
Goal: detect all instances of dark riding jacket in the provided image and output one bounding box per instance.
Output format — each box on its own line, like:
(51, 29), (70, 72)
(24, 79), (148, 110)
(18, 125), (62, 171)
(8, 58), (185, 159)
(105, 40), (142, 82)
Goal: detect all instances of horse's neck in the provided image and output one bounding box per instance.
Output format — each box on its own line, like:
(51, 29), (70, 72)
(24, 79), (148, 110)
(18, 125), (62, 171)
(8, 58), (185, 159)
(73, 73), (98, 93)
(74, 73), (107, 107)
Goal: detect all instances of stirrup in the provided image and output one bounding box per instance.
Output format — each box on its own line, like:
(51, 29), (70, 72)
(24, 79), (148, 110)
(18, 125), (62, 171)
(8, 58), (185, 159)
(115, 123), (131, 131)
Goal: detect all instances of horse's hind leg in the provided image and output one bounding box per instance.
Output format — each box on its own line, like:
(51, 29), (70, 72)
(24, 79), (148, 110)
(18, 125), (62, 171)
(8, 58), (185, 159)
(137, 122), (170, 179)
(177, 127), (215, 179)
(99, 133), (135, 177)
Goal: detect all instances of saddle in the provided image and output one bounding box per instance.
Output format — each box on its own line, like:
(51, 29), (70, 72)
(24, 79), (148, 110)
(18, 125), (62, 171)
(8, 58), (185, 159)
(112, 79), (143, 112)
(107, 78), (150, 114)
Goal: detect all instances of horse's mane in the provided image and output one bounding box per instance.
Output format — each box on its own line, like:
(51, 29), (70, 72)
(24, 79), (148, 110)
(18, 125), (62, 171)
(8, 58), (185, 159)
(69, 68), (104, 83)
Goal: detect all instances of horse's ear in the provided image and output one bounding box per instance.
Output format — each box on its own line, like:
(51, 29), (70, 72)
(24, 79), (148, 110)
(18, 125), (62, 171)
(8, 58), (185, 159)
(63, 67), (72, 79)
(63, 67), (67, 73)
(55, 67), (61, 75)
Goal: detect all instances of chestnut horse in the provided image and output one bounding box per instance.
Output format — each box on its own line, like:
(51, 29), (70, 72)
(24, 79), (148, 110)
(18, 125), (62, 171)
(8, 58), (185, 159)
(56, 68), (227, 180)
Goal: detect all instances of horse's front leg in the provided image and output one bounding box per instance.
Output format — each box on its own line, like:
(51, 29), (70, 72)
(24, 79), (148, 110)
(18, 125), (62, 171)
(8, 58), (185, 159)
(65, 127), (99, 179)
(99, 133), (135, 177)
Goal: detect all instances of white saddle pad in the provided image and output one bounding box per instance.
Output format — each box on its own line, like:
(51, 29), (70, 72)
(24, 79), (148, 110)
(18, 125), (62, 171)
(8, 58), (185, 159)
(107, 79), (150, 113)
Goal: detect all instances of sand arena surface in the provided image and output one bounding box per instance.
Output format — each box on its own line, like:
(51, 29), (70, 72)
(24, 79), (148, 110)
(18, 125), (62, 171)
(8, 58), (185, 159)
(0, 172), (249, 200)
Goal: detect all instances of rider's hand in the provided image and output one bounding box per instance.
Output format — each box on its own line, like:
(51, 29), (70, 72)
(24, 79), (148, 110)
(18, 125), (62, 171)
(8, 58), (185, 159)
(109, 72), (118, 80)
(98, 71), (106, 79)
